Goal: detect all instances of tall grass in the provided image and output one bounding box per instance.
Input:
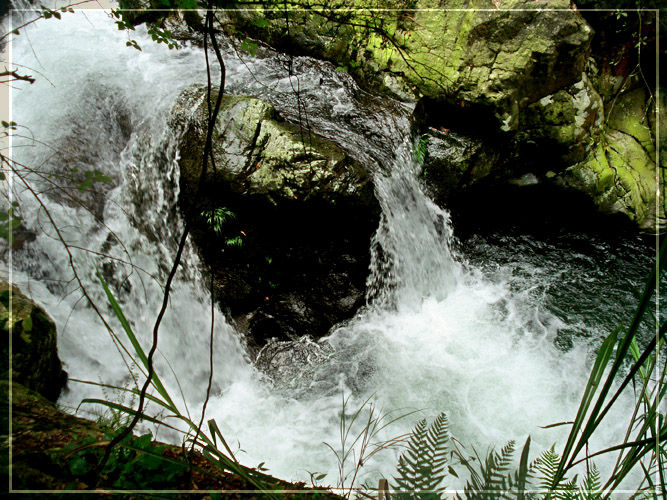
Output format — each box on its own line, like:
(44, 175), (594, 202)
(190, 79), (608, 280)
(88, 234), (665, 498)
(83, 271), (281, 497)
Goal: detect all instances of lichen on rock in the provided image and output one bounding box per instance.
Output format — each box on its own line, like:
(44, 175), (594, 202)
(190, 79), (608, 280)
(173, 86), (373, 208)
(523, 73), (604, 165)
(561, 127), (658, 231)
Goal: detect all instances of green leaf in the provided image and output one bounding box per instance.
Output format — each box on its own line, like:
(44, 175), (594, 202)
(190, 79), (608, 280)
(97, 272), (177, 411)
(134, 433), (152, 448)
(78, 179), (93, 192)
(69, 456), (92, 476)
(252, 18), (270, 28)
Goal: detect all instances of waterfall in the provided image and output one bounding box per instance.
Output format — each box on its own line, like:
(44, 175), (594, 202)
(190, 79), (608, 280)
(4, 8), (643, 490)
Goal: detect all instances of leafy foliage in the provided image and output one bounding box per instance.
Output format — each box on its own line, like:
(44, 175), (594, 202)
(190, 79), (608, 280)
(392, 412), (450, 500)
(200, 207), (243, 252)
(0, 202), (21, 244)
(62, 430), (189, 489)
(413, 133), (428, 164)
(201, 207), (236, 236)
(456, 440), (522, 500)
(74, 169), (113, 192)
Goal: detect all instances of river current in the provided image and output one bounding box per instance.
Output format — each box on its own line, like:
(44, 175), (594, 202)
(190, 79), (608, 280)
(3, 8), (660, 492)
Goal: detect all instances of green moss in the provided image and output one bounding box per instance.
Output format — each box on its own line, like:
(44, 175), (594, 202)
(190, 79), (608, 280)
(607, 89), (655, 158)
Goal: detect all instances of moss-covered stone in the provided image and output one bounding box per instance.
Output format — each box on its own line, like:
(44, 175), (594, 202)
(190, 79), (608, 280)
(560, 129), (658, 231)
(607, 88), (655, 158)
(522, 73), (604, 165)
(0, 282), (67, 402)
(170, 85), (379, 346)
(218, 0), (592, 125)
(173, 87), (373, 207)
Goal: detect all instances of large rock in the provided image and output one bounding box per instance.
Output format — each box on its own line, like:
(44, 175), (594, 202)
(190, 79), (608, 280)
(420, 129), (498, 206)
(128, 1), (660, 231)
(521, 73), (604, 166)
(174, 86), (374, 208)
(558, 88), (661, 232)
(172, 86), (379, 346)
(0, 282), (67, 401)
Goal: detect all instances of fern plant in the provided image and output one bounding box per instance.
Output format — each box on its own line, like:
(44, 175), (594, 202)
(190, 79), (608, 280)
(392, 412), (451, 500)
(457, 440), (525, 500)
(201, 207), (236, 236)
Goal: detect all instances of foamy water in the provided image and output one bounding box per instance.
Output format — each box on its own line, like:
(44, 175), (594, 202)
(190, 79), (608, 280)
(3, 8), (644, 492)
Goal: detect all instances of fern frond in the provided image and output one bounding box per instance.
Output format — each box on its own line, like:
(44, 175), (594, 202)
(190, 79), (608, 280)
(425, 413), (450, 479)
(581, 464), (602, 500)
(392, 413), (450, 499)
(534, 445), (563, 492)
(459, 441), (519, 500)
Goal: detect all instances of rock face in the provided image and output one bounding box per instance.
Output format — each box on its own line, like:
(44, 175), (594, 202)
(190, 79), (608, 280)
(128, 2), (662, 230)
(172, 87), (379, 346)
(0, 282), (67, 402)
(174, 87), (374, 208)
(559, 88), (660, 231)
(216, 1), (661, 231)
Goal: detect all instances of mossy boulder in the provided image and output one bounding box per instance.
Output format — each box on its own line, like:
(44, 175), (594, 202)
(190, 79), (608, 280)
(554, 86), (663, 232)
(173, 86), (374, 208)
(171, 86), (379, 346)
(559, 129), (657, 231)
(522, 74), (604, 165)
(0, 282), (67, 402)
(221, 0), (593, 129)
(607, 88), (656, 159)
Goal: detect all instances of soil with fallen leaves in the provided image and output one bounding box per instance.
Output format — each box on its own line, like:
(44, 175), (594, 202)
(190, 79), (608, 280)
(2, 381), (343, 499)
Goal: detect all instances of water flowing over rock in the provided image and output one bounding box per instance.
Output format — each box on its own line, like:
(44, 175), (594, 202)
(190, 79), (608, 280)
(5, 7), (661, 492)
(1, 282), (67, 402)
(211, 0), (662, 231)
(172, 86), (379, 344)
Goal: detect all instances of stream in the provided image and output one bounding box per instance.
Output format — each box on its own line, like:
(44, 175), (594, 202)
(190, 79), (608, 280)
(3, 8), (661, 491)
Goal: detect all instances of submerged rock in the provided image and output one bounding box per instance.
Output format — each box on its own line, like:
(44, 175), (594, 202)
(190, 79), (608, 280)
(0, 281), (67, 402)
(172, 86), (379, 345)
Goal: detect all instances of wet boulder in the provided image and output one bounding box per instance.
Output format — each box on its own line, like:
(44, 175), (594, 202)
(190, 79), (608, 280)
(419, 129), (498, 206)
(171, 86), (379, 345)
(173, 86), (374, 208)
(0, 282), (67, 402)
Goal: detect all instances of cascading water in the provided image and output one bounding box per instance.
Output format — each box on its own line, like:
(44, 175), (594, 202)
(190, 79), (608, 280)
(3, 7), (654, 491)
